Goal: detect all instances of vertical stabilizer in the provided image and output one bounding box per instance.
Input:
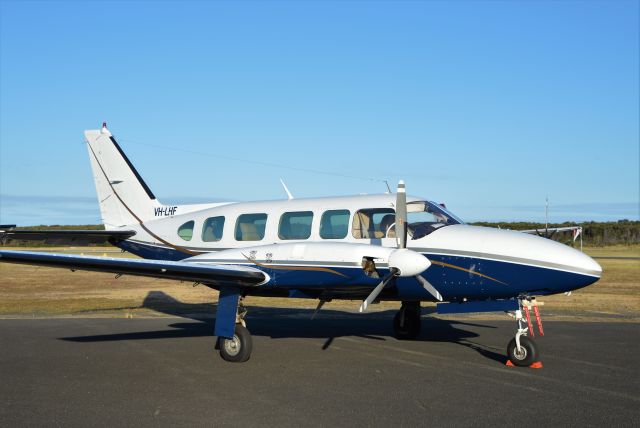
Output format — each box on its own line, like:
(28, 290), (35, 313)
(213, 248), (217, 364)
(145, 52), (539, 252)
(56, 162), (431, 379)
(85, 124), (161, 229)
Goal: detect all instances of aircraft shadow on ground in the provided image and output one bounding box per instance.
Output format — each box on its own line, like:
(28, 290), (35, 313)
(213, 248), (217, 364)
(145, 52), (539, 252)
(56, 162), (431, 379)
(61, 291), (505, 364)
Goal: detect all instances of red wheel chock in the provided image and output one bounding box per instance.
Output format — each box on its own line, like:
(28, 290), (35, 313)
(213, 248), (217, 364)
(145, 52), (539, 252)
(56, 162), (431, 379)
(505, 360), (543, 369)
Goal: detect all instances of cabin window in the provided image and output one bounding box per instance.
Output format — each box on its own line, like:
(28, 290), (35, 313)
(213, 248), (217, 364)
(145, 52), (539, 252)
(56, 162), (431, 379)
(279, 211), (313, 240)
(202, 216), (225, 242)
(352, 208), (395, 239)
(320, 209), (350, 239)
(177, 220), (195, 241)
(235, 213), (267, 241)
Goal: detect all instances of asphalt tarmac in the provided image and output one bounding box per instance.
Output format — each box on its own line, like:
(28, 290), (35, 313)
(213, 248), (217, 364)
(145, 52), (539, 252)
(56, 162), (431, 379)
(1, 309), (638, 427)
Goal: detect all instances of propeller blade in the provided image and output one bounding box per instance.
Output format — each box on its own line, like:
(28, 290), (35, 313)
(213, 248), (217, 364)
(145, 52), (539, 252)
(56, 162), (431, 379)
(359, 273), (396, 313)
(415, 275), (443, 302)
(396, 180), (408, 249)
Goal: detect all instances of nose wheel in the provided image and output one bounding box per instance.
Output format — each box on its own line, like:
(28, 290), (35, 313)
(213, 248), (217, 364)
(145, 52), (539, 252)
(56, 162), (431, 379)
(507, 335), (538, 366)
(393, 301), (421, 340)
(507, 298), (542, 367)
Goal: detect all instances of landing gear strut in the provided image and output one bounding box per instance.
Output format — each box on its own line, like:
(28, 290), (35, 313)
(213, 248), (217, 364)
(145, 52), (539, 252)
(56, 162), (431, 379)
(506, 298), (540, 366)
(393, 301), (421, 340)
(219, 301), (253, 363)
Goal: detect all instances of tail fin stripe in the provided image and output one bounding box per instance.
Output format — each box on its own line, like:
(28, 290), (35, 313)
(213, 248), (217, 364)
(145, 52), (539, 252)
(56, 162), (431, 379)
(109, 136), (156, 200)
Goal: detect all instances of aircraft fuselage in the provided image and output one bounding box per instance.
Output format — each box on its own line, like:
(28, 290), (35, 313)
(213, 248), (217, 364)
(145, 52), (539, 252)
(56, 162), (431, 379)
(109, 193), (601, 302)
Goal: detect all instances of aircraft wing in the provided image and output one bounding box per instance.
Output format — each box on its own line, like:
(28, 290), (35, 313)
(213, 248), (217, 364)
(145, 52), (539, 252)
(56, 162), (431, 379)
(0, 229), (136, 246)
(0, 250), (266, 287)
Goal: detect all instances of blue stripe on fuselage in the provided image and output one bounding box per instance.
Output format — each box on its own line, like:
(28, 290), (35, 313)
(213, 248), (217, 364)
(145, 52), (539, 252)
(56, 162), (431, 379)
(115, 240), (598, 300)
(421, 253), (599, 299)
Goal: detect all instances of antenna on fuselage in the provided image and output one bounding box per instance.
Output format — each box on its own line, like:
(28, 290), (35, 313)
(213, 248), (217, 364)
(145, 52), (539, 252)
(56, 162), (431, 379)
(280, 178), (294, 200)
(383, 180), (391, 194)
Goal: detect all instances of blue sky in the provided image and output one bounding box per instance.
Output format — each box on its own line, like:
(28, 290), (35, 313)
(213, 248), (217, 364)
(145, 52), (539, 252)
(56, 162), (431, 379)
(1, 0), (638, 225)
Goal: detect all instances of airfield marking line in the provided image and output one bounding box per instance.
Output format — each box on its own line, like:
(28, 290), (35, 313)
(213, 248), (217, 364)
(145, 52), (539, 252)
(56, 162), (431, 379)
(413, 400), (427, 411)
(359, 351), (426, 368)
(337, 335), (640, 404)
(543, 355), (630, 372)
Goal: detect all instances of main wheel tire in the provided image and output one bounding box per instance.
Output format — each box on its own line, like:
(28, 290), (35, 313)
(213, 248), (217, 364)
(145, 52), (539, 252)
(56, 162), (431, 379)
(507, 336), (539, 367)
(393, 310), (421, 340)
(219, 324), (252, 363)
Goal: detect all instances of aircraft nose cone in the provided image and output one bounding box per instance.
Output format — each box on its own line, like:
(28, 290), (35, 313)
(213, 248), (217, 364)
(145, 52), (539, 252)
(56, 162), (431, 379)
(571, 248), (602, 277)
(527, 235), (603, 291)
(389, 249), (431, 277)
(525, 233), (602, 279)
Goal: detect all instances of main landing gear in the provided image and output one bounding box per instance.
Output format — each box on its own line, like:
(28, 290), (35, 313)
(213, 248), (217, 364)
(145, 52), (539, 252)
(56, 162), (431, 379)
(506, 297), (542, 367)
(219, 302), (253, 363)
(393, 301), (421, 340)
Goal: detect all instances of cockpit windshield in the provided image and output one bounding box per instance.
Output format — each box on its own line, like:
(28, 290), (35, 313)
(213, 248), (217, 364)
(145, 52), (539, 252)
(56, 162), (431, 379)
(406, 201), (464, 239)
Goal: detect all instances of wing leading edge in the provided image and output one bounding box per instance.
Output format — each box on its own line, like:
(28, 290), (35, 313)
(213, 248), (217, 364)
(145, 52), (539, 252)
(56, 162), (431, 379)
(0, 250), (266, 287)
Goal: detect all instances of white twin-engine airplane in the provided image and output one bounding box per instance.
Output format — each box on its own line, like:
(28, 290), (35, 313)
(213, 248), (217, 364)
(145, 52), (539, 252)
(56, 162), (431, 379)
(0, 124), (602, 365)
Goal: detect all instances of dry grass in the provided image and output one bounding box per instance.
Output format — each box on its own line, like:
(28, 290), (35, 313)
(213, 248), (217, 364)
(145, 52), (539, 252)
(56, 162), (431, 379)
(0, 245), (638, 321)
(579, 244), (639, 258)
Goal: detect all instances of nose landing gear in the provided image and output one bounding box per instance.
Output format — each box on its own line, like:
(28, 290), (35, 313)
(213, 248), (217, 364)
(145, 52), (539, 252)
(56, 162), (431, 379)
(506, 298), (542, 367)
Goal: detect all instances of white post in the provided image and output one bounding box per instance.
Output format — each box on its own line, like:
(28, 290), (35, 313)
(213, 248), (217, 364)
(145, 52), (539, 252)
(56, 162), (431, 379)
(545, 197), (549, 236)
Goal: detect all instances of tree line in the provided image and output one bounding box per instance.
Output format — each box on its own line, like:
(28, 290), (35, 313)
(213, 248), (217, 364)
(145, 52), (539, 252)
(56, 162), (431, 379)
(470, 220), (640, 246)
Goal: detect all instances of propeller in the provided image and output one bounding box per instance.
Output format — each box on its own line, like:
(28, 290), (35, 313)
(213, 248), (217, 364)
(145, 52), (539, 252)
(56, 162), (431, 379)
(415, 275), (442, 302)
(359, 268), (398, 312)
(359, 180), (443, 312)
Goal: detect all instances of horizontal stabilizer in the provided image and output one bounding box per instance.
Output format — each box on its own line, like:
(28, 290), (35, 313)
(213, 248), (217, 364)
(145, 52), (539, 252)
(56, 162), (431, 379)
(0, 250), (267, 287)
(519, 226), (581, 236)
(0, 230), (136, 246)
